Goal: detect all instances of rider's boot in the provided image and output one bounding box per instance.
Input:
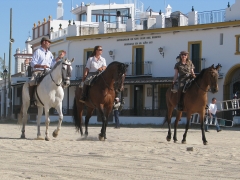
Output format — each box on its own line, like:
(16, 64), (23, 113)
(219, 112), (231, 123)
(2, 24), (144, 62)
(79, 85), (89, 103)
(29, 85), (37, 107)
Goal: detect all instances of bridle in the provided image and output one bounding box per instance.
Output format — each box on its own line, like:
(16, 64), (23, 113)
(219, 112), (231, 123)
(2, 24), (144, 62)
(194, 69), (218, 93)
(100, 64), (126, 92)
(50, 62), (72, 86)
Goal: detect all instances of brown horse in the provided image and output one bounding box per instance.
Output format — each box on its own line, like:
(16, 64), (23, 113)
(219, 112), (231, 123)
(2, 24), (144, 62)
(165, 64), (221, 145)
(73, 61), (128, 140)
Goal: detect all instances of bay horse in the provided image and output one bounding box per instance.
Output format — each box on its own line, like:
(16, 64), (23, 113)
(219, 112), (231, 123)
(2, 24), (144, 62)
(165, 64), (221, 145)
(18, 58), (74, 140)
(73, 61), (128, 141)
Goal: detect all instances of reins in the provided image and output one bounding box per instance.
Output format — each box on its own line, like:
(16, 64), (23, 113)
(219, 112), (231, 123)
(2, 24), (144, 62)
(194, 81), (210, 93)
(100, 72), (114, 91)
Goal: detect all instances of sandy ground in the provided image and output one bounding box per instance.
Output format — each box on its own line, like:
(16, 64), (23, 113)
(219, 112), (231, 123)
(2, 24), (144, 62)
(0, 123), (240, 180)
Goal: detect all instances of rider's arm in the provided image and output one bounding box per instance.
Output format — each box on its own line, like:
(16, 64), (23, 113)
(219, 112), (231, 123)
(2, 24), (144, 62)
(98, 66), (106, 71)
(173, 69), (178, 83)
(82, 68), (89, 81)
(191, 69), (196, 78)
(98, 58), (107, 71)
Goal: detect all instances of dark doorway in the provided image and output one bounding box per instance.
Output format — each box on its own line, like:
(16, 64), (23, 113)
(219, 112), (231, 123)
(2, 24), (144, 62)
(135, 47), (143, 75)
(134, 85), (143, 115)
(190, 43), (201, 73)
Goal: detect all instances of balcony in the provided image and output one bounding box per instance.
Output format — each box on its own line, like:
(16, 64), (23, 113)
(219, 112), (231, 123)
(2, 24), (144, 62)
(75, 65), (85, 80)
(197, 9), (225, 24)
(125, 61), (152, 77)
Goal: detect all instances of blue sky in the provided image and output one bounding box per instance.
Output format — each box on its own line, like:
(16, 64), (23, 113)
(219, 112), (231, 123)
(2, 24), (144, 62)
(0, 0), (235, 74)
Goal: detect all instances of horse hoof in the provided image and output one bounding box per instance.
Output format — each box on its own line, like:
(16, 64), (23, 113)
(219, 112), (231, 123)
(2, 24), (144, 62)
(52, 130), (58, 138)
(45, 137), (50, 141)
(182, 140), (186, 144)
(20, 134), (26, 139)
(98, 134), (105, 141)
(166, 137), (171, 141)
(35, 136), (44, 140)
(203, 141), (208, 145)
(174, 140), (178, 143)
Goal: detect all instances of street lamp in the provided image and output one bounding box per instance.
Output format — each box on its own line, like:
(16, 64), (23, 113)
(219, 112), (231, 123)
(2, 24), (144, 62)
(3, 68), (8, 118)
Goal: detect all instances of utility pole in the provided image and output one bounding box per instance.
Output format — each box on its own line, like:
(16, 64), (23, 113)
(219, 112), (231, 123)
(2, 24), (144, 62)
(8, 8), (13, 118)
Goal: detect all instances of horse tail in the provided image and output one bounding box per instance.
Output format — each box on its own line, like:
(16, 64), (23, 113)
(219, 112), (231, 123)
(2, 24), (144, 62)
(17, 105), (23, 125)
(72, 97), (81, 132)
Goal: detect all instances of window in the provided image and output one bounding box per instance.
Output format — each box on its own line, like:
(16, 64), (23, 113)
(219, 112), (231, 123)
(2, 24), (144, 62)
(83, 48), (93, 65)
(147, 87), (152, 96)
(123, 88), (128, 97)
(17, 87), (22, 97)
(235, 35), (240, 55)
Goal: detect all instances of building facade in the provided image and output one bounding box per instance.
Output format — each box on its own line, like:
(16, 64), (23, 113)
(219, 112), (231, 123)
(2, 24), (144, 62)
(4, 0), (240, 124)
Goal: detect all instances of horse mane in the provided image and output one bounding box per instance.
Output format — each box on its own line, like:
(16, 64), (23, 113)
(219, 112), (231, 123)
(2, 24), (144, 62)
(44, 60), (62, 76)
(193, 68), (206, 82)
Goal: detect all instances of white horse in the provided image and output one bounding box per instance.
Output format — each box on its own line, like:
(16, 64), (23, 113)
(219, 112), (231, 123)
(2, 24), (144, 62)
(18, 58), (74, 141)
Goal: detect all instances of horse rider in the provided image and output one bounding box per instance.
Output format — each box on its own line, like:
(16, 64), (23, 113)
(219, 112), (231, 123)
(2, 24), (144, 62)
(29, 37), (66, 106)
(172, 51), (196, 111)
(79, 45), (107, 103)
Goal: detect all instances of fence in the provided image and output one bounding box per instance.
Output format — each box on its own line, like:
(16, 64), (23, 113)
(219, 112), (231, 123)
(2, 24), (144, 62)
(197, 9), (225, 24)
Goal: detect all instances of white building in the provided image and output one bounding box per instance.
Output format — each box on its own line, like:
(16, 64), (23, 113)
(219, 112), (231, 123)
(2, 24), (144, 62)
(4, 0), (240, 125)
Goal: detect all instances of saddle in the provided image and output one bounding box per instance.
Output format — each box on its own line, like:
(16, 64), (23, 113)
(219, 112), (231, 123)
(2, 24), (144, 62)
(84, 70), (102, 86)
(35, 69), (48, 84)
(182, 77), (195, 93)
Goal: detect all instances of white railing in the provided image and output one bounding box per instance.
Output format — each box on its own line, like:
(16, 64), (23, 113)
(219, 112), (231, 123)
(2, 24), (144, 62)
(125, 61), (152, 76)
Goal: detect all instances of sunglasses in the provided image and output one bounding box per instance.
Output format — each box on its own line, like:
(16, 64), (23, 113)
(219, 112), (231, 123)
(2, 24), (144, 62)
(181, 54), (187, 56)
(98, 49), (103, 51)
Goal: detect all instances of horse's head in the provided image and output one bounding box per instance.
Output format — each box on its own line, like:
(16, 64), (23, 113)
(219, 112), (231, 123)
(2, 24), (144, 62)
(61, 58), (74, 88)
(113, 63), (128, 93)
(207, 64), (219, 93)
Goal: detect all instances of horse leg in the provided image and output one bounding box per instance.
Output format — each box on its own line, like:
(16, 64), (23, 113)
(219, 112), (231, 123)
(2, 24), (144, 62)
(173, 111), (182, 143)
(104, 106), (112, 140)
(182, 112), (191, 144)
(98, 105), (106, 141)
(200, 113), (208, 145)
(44, 108), (51, 141)
(36, 106), (44, 140)
(20, 105), (28, 139)
(78, 102), (84, 136)
(52, 103), (63, 138)
(84, 107), (94, 137)
(166, 107), (174, 141)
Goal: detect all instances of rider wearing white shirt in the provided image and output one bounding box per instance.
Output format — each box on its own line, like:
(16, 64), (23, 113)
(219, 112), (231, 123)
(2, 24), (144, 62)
(79, 45), (107, 103)
(29, 37), (66, 106)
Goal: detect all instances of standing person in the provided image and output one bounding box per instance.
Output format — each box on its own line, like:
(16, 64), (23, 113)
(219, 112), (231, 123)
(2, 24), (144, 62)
(113, 97), (121, 129)
(29, 37), (66, 106)
(205, 98), (222, 132)
(172, 51), (196, 110)
(79, 45), (107, 103)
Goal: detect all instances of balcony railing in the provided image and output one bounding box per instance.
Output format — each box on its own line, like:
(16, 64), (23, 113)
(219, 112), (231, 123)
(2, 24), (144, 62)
(125, 61), (152, 76)
(197, 9), (225, 24)
(75, 65), (85, 80)
(75, 62), (152, 78)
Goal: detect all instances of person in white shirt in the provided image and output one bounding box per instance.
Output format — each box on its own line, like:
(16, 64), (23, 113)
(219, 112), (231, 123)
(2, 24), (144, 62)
(29, 37), (66, 106)
(205, 98), (222, 132)
(79, 45), (107, 103)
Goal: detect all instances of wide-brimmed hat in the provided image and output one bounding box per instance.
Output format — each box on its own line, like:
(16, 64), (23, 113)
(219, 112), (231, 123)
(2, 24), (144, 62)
(180, 50), (189, 55)
(41, 37), (51, 44)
